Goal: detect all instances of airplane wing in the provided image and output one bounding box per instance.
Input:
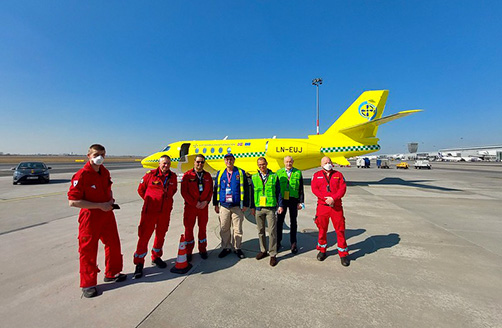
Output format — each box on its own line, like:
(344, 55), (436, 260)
(339, 110), (422, 138)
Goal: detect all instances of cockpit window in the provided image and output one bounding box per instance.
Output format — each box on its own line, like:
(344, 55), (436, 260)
(161, 146), (171, 152)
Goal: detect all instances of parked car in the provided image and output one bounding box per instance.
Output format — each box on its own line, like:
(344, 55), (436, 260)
(396, 162), (409, 169)
(414, 160), (432, 169)
(12, 162), (51, 184)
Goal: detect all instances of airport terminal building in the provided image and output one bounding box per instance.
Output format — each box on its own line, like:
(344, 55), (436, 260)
(438, 145), (502, 161)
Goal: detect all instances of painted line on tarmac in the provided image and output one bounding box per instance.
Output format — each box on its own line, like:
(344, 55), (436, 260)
(0, 191), (66, 203)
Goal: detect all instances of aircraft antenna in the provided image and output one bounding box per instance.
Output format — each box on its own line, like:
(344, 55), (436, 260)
(223, 136), (228, 140)
(312, 78), (323, 135)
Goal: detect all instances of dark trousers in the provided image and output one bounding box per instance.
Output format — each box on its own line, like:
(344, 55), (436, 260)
(277, 198), (298, 246)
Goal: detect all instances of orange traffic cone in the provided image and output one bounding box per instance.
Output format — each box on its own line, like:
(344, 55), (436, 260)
(170, 234), (193, 274)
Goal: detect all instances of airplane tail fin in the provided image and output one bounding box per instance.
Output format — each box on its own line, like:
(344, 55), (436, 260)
(323, 90), (389, 139)
(323, 90), (421, 142)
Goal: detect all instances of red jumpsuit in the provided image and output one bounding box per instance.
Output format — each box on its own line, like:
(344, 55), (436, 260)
(68, 162), (123, 288)
(181, 169), (213, 255)
(134, 168), (177, 264)
(311, 169), (349, 257)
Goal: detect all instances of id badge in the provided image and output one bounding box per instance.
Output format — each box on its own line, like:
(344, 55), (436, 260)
(284, 191), (290, 200)
(225, 188), (233, 203)
(199, 183), (203, 192)
(259, 196), (267, 207)
(326, 185), (331, 193)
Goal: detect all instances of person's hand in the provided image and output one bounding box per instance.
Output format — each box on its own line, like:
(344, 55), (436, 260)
(200, 200), (208, 208)
(250, 209), (256, 216)
(325, 197), (335, 206)
(242, 206), (248, 212)
(100, 201), (114, 212)
(277, 207), (284, 214)
(196, 201), (203, 209)
(214, 205), (220, 214)
(297, 203), (303, 210)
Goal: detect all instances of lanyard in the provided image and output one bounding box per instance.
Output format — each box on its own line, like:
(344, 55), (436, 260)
(260, 171), (269, 194)
(161, 171), (171, 191)
(322, 171), (332, 193)
(226, 169), (233, 187)
(196, 170), (204, 183)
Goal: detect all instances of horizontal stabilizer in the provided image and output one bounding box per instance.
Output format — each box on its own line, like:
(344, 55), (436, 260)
(339, 110), (422, 138)
(332, 156), (351, 166)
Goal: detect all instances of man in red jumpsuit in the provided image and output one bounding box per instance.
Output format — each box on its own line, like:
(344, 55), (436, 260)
(181, 154), (213, 261)
(133, 155), (177, 279)
(68, 144), (126, 298)
(311, 156), (350, 267)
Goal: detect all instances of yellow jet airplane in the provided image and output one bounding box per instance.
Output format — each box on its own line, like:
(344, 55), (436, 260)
(141, 90), (421, 174)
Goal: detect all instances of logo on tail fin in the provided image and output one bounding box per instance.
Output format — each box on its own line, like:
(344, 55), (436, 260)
(358, 101), (377, 120)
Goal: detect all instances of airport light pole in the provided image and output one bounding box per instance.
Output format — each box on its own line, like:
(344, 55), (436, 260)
(312, 78), (323, 135)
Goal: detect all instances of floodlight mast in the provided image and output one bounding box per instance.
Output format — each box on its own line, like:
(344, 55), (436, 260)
(312, 78), (323, 135)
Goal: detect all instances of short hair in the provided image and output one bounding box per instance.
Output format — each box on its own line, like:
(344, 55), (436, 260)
(257, 156), (267, 164)
(160, 155), (171, 162)
(195, 154), (205, 161)
(284, 156), (294, 162)
(88, 144), (105, 155)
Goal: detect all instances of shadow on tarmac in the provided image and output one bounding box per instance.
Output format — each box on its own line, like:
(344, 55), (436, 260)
(14, 179), (71, 185)
(96, 227), (400, 296)
(48, 179), (71, 184)
(347, 177), (461, 192)
(303, 177), (459, 192)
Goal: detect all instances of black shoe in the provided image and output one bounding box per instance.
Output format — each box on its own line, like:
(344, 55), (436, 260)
(218, 248), (232, 258)
(187, 254), (192, 262)
(200, 252), (208, 260)
(255, 251), (269, 260)
(133, 263), (143, 279)
(104, 273), (127, 283)
(235, 249), (245, 259)
(152, 257), (167, 269)
(82, 287), (98, 298)
(317, 251), (327, 261)
(270, 256), (278, 267)
(341, 256), (350, 267)
(291, 242), (298, 254)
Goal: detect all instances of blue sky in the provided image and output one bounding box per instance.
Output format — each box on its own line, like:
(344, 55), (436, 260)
(1, 1), (500, 156)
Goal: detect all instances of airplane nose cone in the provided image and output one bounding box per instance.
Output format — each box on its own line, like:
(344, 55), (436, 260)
(141, 155), (158, 169)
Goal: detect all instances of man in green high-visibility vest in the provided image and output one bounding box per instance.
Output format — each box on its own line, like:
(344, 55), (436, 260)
(276, 156), (305, 254)
(250, 157), (284, 267)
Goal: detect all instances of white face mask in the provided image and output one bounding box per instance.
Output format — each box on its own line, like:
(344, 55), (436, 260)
(323, 163), (333, 171)
(92, 155), (105, 166)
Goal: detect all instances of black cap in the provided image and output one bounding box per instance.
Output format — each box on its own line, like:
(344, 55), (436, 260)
(224, 153), (235, 159)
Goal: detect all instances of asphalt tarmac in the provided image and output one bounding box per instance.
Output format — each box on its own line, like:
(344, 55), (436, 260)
(0, 161), (501, 327)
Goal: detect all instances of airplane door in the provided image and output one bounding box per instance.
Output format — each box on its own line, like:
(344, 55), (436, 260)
(179, 143), (190, 163)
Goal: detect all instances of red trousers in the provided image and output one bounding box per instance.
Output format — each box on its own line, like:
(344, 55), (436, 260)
(78, 210), (123, 288)
(314, 204), (349, 257)
(183, 205), (208, 255)
(133, 205), (172, 264)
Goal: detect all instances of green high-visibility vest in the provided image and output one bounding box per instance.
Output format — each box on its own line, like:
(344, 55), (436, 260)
(251, 171), (278, 207)
(276, 167), (301, 199)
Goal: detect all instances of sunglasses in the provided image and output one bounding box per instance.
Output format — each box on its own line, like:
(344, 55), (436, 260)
(196, 161), (205, 164)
